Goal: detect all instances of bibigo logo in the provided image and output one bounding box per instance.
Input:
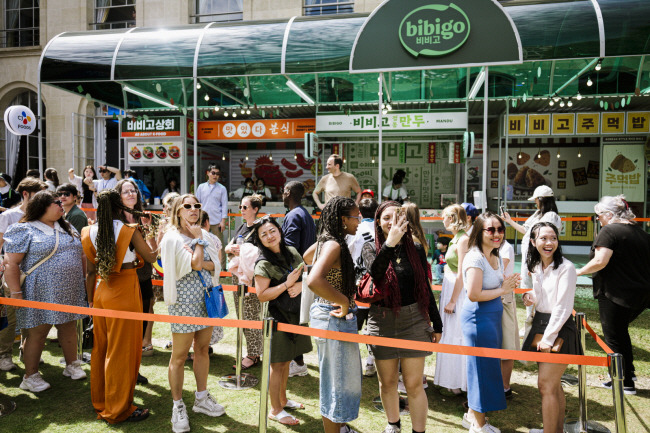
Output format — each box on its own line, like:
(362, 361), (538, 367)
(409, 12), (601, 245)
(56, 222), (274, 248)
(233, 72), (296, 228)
(399, 3), (470, 58)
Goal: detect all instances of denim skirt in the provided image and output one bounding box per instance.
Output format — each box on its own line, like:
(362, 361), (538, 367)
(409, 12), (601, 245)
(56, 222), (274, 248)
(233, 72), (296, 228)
(310, 303), (362, 423)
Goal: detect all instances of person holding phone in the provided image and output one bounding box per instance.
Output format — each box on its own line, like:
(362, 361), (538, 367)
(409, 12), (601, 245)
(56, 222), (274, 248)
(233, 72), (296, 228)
(522, 222), (581, 433)
(252, 216), (312, 426)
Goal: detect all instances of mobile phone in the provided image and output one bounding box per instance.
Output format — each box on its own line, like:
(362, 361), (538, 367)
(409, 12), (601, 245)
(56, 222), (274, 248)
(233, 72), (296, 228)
(296, 262), (305, 272)
(499, 205), (507, 215)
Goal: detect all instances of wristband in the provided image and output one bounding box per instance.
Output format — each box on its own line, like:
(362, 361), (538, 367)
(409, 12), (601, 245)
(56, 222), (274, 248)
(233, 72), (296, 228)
(11, 291), (22, 295)
(190, 238), (208, 247)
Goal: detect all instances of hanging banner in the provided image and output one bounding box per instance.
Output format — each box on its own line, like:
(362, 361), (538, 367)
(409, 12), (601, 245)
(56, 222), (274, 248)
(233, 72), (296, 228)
(576, 113), (600, 134)
(398, 143), (406, 164)
(625, 112), (650, 134)
(188, 118), (315, 141)
(121, 117), (181, 137)
(428, 142), (436, 163)
(127, 138), (183, 166)
(601, 143), (645, 202)
(449, 142), (462, 163)
(317, 111), (467, 133)
(505, 112), (650, 136)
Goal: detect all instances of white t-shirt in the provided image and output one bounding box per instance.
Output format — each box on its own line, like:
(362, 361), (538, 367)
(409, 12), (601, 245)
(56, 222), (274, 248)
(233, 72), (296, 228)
(501, 240), (515, 277)
(89, 220), (136, 263)
(93, 177), (118, 194)
(0, 207), (25, 234)
(382, 183), (408, 201)
(348, 219), (375, 263)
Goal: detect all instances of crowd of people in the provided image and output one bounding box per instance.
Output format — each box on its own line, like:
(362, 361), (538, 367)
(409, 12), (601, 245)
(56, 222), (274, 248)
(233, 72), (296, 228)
(0, 162), (648, 433)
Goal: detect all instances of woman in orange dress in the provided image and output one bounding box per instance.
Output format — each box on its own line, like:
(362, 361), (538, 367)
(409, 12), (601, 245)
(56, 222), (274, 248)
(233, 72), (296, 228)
(81, 189), (157, 424)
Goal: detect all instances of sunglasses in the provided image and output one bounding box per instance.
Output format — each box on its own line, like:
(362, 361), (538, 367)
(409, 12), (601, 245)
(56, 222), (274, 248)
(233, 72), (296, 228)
(54, 200), (63, 206)
(239, 205), (249, 210)
(210, 171), (220, 176)
(99, 169), (107, 173)
(343, 215), (362, 221)
(57, 191), (73, 197)
(254, 215), (271, 225)
(483, 226), (505, 234)
(182, 203), (202, 210)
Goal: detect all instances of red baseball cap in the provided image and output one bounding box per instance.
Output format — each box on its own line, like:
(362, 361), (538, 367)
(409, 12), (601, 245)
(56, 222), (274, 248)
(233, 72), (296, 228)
(361, 189), (374, 198)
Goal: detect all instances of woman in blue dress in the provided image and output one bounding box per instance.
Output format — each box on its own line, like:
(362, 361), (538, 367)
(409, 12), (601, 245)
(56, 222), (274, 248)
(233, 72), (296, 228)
(461, 212), (519, 433)
(4, 191), (87, 393)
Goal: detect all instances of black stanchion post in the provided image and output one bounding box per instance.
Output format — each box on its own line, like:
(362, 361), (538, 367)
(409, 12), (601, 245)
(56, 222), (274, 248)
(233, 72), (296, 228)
(609, 353), (628, 433)
(565, 313), (610, 433)
(218, 284), (258, 390)
(258, 317), (274, 433)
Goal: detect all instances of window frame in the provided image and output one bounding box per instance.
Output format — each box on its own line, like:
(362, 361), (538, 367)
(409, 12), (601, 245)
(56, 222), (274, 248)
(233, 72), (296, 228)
(1, 0), (40, 48)
(303, 0), (354, 16)
(190, 0), (243, 24)
(90, 0), (136, 31)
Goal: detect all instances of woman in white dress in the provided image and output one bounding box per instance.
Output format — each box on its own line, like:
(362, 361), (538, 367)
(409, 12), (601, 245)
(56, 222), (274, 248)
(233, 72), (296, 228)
(433, 204), (470, 394)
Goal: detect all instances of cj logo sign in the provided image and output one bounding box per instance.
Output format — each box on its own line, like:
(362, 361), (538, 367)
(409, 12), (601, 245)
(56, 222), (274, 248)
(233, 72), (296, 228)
(3, 105), (37, 136)
(399, 3), (470, 57)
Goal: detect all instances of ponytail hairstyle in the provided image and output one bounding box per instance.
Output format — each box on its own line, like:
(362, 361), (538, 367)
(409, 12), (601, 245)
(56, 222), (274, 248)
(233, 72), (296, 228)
(526, 221), (564, 272)
(44, 168), (60, 188)
(316, 196), (357, 301)
(374, 201), (430, 317)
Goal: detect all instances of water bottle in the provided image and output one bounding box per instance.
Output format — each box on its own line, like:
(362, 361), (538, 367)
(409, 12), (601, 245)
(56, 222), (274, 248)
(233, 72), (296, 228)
(236, 235), (244, 246)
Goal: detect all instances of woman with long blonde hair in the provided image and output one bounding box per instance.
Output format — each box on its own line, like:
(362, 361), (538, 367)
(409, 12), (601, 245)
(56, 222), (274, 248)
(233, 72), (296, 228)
(434, 204), (470, 395)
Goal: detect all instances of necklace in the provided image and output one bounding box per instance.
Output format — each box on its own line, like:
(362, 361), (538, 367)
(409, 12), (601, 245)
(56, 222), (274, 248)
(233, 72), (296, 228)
(395, 244), (402, 264)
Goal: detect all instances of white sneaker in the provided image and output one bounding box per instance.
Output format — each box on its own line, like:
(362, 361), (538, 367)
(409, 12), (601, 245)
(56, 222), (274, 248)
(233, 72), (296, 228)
(19, 372), (51, 392)
(382, 424), (401, 433)
(63, 360), (87, 380)
(288, 360), (308, 377)
(462, 413), (471, 429)
(192, 392), (225, 417)
(364, 363), (377, 377)
(529, 429), (544, 433)
(469, 421), (501, 433)
(0, 357), (17, 371)
(171, 402), (190, 433)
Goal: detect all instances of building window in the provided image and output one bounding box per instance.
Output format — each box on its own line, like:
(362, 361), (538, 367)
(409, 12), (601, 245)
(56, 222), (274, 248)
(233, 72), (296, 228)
(304, 0), (354, 16)
(2, 0), (40, 48)
(92, 0), (135, 30)
(192, 0), (243, 23)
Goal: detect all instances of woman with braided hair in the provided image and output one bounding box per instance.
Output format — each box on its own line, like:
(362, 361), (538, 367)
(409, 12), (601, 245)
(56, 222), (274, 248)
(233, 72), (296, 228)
(81, 189), (157, 424)
(360, 201), (443, 433)
(307, 196), (362, 433)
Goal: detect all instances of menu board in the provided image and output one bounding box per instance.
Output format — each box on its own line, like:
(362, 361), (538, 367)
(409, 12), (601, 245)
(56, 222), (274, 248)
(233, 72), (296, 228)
(127, 139), (183, 166)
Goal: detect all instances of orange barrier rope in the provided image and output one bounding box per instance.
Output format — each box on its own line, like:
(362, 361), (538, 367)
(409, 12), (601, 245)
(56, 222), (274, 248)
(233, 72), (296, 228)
(582, 316), (613, 354)
(0, 296), (608, 367)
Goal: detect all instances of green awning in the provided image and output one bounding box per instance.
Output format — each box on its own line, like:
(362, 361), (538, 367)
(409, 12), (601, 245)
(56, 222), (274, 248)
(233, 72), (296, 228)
(39, 1), (650, 111)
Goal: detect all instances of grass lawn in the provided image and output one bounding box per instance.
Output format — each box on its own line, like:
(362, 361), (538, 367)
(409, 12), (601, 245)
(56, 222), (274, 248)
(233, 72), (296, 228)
(0, 286), (648, 433)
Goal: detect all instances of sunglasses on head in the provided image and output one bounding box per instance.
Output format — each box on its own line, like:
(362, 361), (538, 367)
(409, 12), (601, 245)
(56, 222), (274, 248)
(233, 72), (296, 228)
(483, 226), (505, 234)
(57, 191), (73, 197)
(253, 215), (271, 225)
(182, 203), (202, 210)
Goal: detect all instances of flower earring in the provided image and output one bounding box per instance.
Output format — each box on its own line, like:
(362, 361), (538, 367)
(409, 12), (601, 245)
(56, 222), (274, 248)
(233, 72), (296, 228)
(343, 223), (348, 230)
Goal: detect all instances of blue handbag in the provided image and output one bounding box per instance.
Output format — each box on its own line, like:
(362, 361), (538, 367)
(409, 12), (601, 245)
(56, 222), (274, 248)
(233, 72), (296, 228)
(197, 272), (228, 319)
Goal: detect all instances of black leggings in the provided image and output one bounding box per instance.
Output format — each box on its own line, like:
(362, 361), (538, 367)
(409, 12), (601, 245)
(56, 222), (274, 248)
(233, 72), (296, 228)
(598, 293), (649, 385)
(140, 279), (153, 339)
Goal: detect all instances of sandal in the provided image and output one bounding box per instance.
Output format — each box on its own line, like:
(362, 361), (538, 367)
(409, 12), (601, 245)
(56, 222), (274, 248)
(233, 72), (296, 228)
(126, 407), (150, 422)
(284, 399), (304, 410)
(233, 355), (260, 370)
(142, 344), (154, 357)
(268, 409), (299, 425)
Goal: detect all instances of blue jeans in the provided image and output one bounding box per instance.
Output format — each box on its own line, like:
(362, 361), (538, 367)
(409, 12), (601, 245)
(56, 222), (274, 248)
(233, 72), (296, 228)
(435, 263), (445, 282)
(310, 303), (362, 423)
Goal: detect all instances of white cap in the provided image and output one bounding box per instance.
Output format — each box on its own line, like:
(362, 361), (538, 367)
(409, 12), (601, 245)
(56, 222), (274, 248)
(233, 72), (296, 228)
(528, 185), (554, 201)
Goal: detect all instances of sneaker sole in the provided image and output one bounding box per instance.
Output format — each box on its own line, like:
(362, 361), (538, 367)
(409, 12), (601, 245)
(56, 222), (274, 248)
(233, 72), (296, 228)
(289, 371), (308, 377)
(19, 382), (50, 392)
(171, 423), (191, 433)
(63, 371), (87, 380)
(192, 406), (225, 417)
